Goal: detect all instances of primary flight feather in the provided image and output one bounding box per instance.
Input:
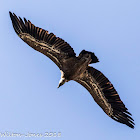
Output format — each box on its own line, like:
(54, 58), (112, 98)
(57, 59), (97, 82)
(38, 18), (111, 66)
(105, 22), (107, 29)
(9, 12), (134, 128)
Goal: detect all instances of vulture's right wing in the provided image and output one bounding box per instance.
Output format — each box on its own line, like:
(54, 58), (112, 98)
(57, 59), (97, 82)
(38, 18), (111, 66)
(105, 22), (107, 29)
(9, 12), (76, 70)
(75, 67), (134, 128)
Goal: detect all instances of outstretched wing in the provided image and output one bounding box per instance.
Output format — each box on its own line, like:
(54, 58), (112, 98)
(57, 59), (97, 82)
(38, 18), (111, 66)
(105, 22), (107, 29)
(75, 67), (134, 128)
(9, 12), (76, 70)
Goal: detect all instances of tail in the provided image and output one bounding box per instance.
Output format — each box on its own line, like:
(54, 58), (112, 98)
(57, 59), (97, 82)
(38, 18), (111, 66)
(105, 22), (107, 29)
(78, 50), (99, 64)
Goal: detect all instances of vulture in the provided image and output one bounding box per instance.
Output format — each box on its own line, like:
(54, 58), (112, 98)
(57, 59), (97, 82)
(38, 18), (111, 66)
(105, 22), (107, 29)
(9, 12), (134, 128)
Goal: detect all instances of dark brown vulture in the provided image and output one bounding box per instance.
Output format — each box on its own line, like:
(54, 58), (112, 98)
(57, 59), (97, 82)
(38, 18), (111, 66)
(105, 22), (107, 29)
(9, 12), (134, 128)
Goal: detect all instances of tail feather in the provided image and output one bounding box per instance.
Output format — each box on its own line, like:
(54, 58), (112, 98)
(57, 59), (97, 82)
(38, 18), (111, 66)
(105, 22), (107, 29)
(78, 50), (99, 64)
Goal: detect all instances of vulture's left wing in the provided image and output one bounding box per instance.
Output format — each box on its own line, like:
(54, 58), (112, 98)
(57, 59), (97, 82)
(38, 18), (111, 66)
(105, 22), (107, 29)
(75, 67), (134, 128)
(9, 12), (76, 70)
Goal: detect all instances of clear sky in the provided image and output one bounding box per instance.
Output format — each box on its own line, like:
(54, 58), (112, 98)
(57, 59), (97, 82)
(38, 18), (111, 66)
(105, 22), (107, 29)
(0, 0), (140, 139)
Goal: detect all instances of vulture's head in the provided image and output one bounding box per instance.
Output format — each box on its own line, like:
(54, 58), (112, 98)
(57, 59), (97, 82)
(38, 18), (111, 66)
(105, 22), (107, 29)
(58, 77), (67, 88)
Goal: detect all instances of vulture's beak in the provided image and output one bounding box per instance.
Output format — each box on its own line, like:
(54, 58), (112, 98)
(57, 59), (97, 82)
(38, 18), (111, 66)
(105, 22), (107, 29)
(57, 83), (62, 88)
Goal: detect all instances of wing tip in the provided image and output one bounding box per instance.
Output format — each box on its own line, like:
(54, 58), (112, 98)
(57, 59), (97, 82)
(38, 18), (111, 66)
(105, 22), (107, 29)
(9, 11), (15, 17)
(9, 12), (24, 35)
(111, 114), (135, 129)
(9, 11), (13, 19)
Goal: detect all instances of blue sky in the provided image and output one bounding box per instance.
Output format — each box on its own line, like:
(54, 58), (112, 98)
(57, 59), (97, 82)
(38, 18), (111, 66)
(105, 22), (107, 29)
(0, 0), (140, 139)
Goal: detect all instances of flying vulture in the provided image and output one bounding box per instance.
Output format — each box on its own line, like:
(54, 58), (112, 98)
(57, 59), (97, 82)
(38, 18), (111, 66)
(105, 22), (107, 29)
(9, 12), (134, 128)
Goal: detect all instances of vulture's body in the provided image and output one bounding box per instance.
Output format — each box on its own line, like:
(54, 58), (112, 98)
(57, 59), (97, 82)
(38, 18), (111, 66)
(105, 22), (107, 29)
(9, 12), (134, 128)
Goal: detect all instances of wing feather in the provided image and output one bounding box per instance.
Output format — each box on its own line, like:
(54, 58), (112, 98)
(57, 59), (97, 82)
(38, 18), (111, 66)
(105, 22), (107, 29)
(75, 67), (134, 128)
(9, 12), (76, 69)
